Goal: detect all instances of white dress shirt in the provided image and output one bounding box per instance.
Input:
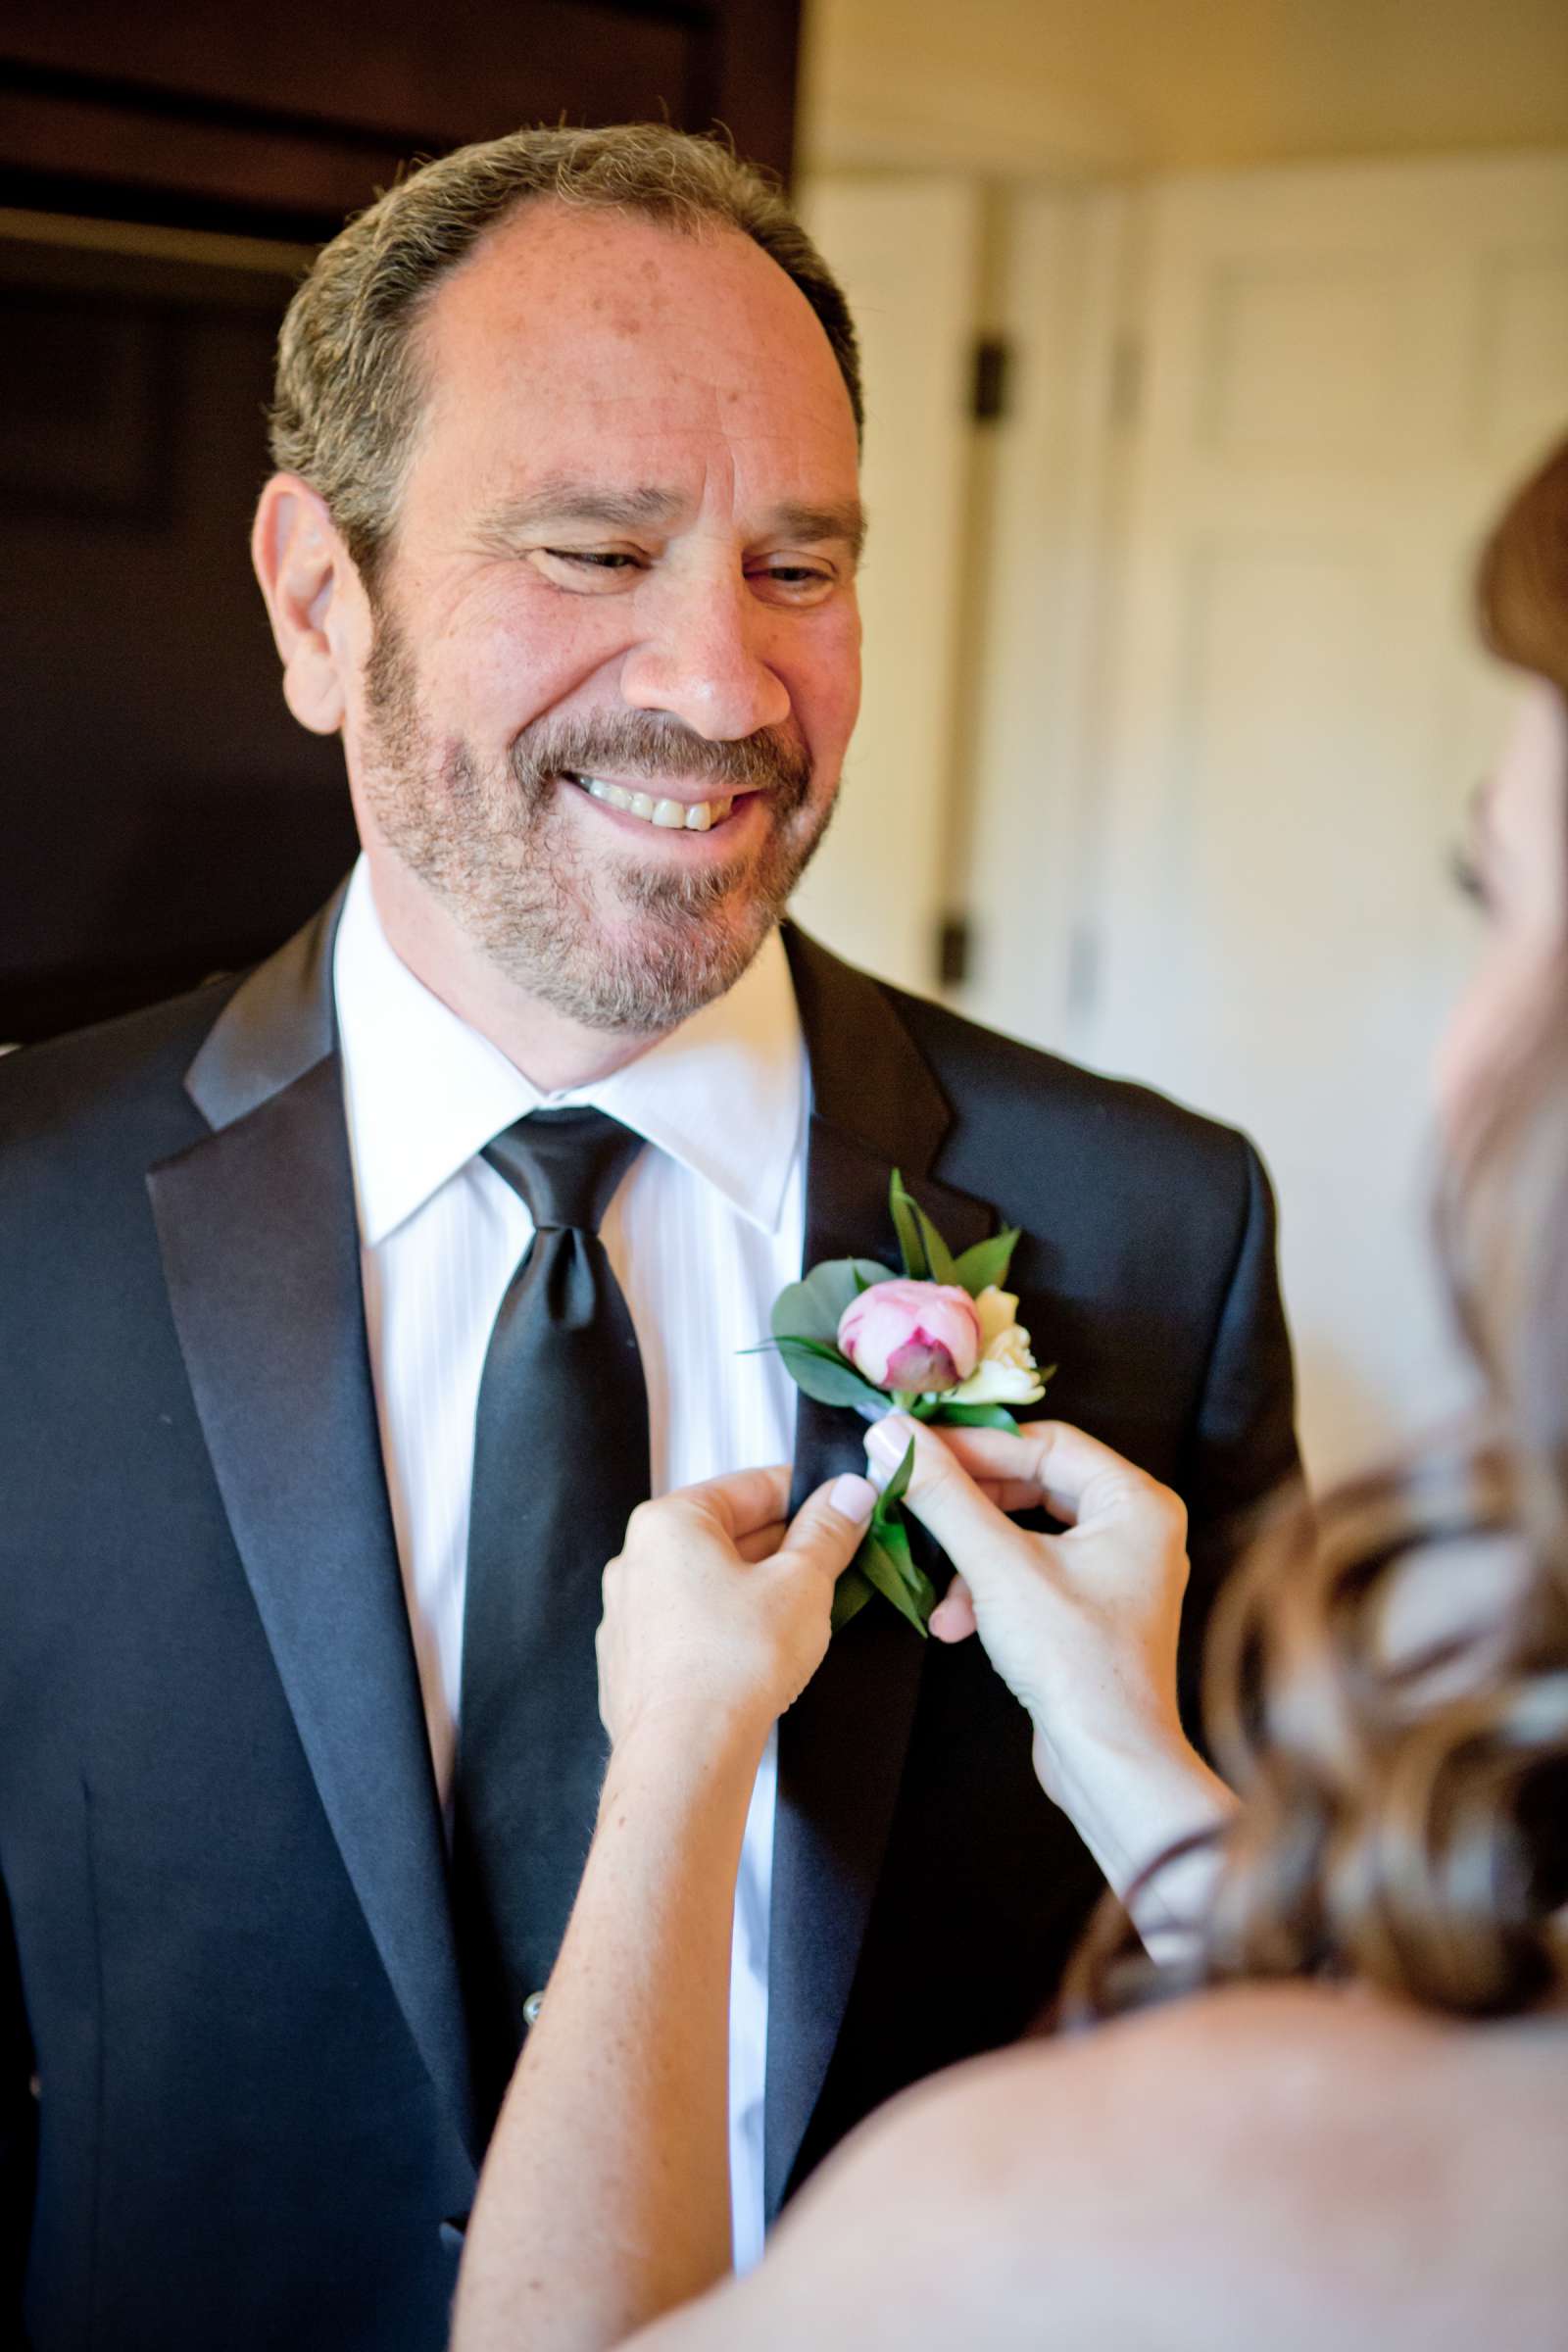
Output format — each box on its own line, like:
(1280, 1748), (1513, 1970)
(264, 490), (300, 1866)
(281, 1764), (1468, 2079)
(332, 856), (807, 2271)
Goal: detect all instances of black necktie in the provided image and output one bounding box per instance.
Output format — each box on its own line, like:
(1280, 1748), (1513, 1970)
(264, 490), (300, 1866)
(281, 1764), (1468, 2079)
(452, 1105), (649, 2122)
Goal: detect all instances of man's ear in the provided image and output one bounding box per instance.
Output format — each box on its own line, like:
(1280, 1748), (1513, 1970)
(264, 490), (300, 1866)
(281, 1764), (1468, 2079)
(251, 475), (358, 735)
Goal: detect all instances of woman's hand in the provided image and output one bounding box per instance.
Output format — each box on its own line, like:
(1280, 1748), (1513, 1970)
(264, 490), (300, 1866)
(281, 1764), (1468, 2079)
(597, 1467), (876, 1754)
(865, 1416), (1194, 1810)
(865, 1416), (1232, 1940)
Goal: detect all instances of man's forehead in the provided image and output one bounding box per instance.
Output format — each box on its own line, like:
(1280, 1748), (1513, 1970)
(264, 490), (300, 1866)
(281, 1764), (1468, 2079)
(418, 199), (852, 420)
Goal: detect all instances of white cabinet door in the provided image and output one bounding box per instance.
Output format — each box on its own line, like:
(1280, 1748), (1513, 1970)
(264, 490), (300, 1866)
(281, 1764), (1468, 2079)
(1084, 152), (1568, 1479)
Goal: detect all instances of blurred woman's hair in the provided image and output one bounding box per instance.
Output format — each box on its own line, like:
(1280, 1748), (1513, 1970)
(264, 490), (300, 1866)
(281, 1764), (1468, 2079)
(1072, 435), (1568, 2022)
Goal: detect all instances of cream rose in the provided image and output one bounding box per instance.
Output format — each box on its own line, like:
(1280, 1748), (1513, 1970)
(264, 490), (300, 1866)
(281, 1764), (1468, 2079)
(946, 1285), (1047, 1408)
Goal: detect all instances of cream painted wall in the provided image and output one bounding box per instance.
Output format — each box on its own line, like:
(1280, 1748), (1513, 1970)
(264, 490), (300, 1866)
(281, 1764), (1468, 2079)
(788, 178), (984, 995)
(795, 142), (1568, 1485)
(801, 0), (1568, 177)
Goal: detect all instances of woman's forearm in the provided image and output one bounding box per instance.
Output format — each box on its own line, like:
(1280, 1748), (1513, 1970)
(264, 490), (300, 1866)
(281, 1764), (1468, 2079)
(452, 1706), (766, 2352)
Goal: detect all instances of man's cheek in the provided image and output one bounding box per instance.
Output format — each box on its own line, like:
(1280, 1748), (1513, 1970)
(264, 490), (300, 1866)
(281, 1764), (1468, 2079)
(444, 589), (616, 736)
(804, 621), (862, 756)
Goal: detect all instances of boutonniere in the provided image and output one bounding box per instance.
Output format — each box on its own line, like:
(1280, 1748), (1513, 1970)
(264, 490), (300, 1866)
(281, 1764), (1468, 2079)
(764, 1173), (1054, 1635)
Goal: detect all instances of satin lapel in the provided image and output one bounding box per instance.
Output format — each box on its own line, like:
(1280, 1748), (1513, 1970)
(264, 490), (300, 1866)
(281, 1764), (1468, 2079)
(766, 931), (995, 2214)
(148, 892), (475, 2159)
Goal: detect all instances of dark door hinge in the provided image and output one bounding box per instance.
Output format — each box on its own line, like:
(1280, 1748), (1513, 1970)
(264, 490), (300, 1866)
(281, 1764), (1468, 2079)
(937, 913), (972, 987)
(971, 336), (1011, 424)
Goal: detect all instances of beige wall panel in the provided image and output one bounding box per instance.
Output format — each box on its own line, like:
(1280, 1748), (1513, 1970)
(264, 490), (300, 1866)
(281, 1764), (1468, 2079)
(789, 175), (983, 994)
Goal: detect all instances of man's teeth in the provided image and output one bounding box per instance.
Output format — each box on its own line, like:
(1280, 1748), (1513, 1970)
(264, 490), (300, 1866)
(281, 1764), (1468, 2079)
(577, 776), (734, 832)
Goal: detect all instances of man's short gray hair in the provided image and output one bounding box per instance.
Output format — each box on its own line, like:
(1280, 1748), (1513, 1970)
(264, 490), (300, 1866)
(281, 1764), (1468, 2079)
(269, 121), (863, 585)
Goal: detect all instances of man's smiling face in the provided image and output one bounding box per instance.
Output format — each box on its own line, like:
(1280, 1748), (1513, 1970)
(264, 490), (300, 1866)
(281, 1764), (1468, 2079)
(342, 199), (864, 1033)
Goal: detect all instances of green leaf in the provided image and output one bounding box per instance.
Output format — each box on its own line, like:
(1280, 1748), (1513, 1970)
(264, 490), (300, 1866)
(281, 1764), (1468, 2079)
(951, 1228), (1022, 1298)
(932, 1401), (1022, 1432)
(871, 1504), (920, 1589)
(888, 1171), (924, 1278)
(833, 1492), (936, 1638)
(771, 1256), (898, 1348)
(772, 1338), (892, 1415)
(875, 1506), (929, 1599)
(871, 1435), (916, 1521)
(830, 1564), (874, 1632)
(857, 1526), (933, 1636)
(888, 1169), (957, 1285)
(859, 1524), (930, 1637)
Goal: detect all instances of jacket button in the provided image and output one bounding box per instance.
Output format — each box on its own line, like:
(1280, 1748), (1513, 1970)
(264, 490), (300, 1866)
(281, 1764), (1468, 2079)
(522, 1990), (544, 2027)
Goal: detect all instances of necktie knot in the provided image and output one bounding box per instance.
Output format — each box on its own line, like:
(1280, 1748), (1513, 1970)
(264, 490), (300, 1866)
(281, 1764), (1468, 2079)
(482, 1106), (644, 1236)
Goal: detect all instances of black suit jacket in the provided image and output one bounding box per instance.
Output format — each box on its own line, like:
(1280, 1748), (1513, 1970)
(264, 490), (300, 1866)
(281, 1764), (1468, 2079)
(0, 898), (1298, 2349)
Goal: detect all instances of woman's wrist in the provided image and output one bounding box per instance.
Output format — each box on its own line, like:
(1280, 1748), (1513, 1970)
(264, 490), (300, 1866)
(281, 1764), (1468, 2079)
(1030, 1707), (1233, 1902)
(605, 1696), (772, 1809)
(1028, 1679), (1189, 1801)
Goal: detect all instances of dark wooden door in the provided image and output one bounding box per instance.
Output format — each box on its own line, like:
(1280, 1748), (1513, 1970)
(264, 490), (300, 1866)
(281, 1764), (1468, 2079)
(0, 1), (803, 1040)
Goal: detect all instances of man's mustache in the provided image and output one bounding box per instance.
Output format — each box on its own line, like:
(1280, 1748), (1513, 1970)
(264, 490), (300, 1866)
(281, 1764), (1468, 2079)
(511, 713), (813, 808)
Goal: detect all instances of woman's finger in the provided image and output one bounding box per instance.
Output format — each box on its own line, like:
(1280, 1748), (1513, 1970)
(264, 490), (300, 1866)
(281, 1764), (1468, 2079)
(874, 1422), (1077, 1522)
(929, 1574), (977, 1643)
(865, 1418), (1027, 1592)
(919, 1420), (1165, 1527)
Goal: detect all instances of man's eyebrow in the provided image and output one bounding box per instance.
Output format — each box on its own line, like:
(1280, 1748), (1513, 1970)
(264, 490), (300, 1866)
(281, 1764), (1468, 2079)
(474, 480), (690, 542)
(766, 501), (868, 563)
(473, 481), (866, 563)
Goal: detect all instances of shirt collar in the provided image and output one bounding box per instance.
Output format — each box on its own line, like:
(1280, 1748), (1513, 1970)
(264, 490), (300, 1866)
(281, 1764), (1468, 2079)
(333, 856), (806, 1248)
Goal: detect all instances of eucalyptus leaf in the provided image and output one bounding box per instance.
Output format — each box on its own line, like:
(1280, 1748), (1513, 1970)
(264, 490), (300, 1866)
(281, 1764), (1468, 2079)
(858, 1528), (932, 1636)
(830, 1564), (874, 1632)
(951, 1228), (1022, 1298)
(773, 1338), (892, 1415)
(888, 1169), (957, 1285)
(771, 1256), (897, 1348)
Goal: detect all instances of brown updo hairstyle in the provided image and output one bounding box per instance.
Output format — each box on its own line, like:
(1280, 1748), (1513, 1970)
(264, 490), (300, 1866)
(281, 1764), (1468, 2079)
(1073, 433), (1568, 2022)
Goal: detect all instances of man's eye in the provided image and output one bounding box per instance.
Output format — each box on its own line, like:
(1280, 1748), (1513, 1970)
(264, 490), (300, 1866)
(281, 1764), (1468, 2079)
(543, 549), (640, 571)
(754, 564), (835, 595)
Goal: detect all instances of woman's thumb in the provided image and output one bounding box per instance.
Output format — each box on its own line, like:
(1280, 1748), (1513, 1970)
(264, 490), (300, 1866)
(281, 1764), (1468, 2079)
(865, 1416), (1003, 1583)
(780, 1473), (878, 1581)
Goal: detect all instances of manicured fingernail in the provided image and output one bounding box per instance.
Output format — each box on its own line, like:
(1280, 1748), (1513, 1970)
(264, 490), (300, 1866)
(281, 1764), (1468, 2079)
(829, 1473), (878, 1525)
(864, 1415), (908, 1468)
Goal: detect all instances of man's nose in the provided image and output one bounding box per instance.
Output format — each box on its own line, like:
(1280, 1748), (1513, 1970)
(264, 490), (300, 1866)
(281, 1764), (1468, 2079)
(618, 575), (792, 742)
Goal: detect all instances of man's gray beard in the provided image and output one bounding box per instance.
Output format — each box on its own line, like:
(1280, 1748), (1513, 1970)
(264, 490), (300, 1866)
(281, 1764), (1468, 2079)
(358, 610), (836, 1033)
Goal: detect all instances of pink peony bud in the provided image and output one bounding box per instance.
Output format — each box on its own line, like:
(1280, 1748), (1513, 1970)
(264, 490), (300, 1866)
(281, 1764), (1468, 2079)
(837, 1278), (983, 1396)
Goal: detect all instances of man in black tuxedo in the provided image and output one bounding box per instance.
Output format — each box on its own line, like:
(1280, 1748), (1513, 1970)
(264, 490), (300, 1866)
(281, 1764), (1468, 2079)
(0, 124), (1298, 2350)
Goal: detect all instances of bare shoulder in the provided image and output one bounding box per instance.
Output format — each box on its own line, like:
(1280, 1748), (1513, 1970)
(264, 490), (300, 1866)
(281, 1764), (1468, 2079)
(635, 1985), (1568, 2352)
